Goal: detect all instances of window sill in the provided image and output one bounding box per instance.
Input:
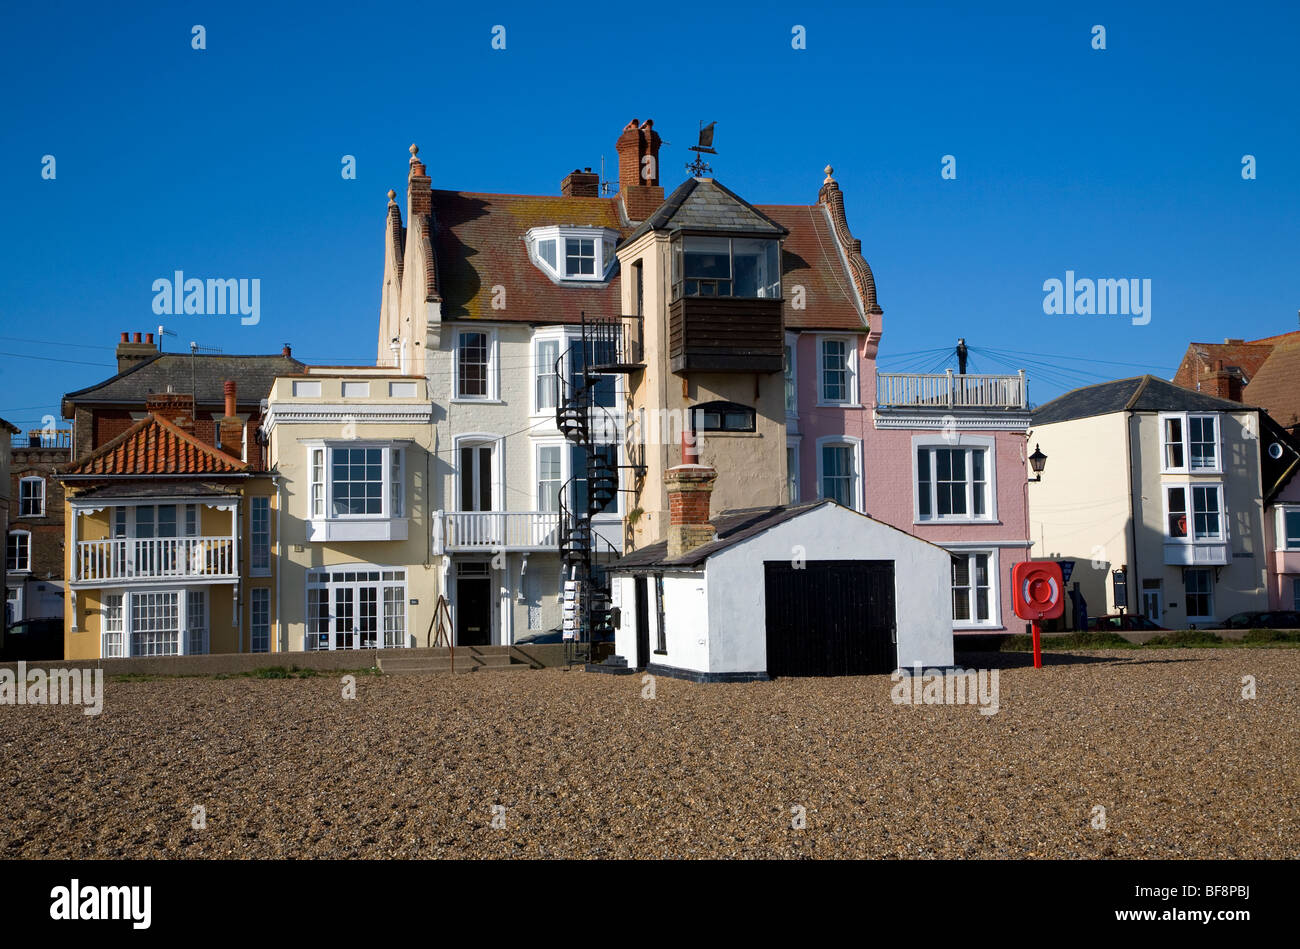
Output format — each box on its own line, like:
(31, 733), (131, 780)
(954, 625), (1005, 632)
(816, 401), (863, 409)
(307, 517), (409, 543)
(915, 518), (1000, 526)
(452, 398), (504, 405)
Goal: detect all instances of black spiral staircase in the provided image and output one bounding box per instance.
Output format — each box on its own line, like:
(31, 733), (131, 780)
(555, 312), (643, 647)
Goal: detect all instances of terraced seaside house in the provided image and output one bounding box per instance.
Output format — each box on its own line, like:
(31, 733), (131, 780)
(377, 130), (643, 646)
(1028, 376), (1293, 628)
(6, 425), (72, 625)
(262, 367), (435, 651)
(57, 391), (279, 658)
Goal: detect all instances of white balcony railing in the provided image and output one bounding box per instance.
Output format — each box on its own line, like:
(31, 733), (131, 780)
(876, 370), (1028, 409)
(75, 536), (237, 583)
(433, 511), (561, 553)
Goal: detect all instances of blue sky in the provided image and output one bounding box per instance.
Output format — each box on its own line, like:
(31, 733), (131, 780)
(2, 0), (1298, 432)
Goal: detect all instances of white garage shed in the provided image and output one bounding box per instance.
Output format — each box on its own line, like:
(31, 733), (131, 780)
(605, 493), (954, 682)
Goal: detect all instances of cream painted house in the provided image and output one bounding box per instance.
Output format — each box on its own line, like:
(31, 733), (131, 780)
(263, 368), (435, 651)
(1029, 376), (1274, 628)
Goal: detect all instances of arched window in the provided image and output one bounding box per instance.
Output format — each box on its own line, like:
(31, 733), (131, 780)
(692, 401), (755, 433)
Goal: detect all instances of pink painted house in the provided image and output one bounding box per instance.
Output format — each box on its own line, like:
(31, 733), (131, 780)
(784, 173), (1033, 636)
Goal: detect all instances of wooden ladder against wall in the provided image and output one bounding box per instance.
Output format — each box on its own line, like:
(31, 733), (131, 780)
(426, 594), (455, 672)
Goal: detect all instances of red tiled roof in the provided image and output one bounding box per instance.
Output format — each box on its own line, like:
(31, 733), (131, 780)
(426, 188), (870, 333)
(61, 414), (248, 477)
(759, 204), (869, 331)
(1171, 330), (1300, 428)
(430, 190), (627, 323)
(1172, 341), (1275, 388)
(1244, 337), (1300, 429)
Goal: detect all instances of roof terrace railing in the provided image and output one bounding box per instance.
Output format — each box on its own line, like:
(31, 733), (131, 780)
(876, 370), (1028, 409)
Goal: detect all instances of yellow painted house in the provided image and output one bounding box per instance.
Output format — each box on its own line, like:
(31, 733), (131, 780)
(59, 393), (279, 659)
(263, 367), (437, 651)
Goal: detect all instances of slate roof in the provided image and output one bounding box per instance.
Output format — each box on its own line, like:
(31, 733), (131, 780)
(625, 178), (788, 242)
(62, 353), (304, 412)
(1032, 375), (1258, 426)
(610, 500), (834, 569)
(59, 414), (248, 478)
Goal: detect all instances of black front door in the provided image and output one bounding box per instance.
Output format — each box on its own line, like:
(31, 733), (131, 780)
(634, 576), (650, 668)
(764, 560), (897, 677)
(456, 577), (492, 646)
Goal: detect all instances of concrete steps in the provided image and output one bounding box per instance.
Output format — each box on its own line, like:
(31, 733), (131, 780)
(377, 646), (539, 676)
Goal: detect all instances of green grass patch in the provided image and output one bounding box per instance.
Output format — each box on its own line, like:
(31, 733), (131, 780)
(998, 628), (1300, 651)
(1000, 631), (1132, 651)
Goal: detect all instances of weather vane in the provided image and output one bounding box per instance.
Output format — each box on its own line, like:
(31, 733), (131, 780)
(686, 121), (716, 177)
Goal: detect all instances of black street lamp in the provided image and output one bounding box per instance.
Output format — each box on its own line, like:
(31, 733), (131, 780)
(1028, 443), (1048, 482)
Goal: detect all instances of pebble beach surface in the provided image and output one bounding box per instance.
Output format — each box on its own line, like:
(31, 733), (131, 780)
(2, 649), (1296, 859)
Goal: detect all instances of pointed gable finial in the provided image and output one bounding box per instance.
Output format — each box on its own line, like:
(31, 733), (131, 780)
(824, 164), (836, 185)
(387, 189), (396, 204)
(408, 143), (427, 179)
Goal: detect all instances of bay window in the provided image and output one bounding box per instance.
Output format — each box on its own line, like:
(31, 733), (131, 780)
(306, 442), (409, 541)
(1161, 412), (1221, 473)
(1277, 507), (1300, 550)
(672, 235), (781, 300)
(1165, 484), (1224, 541)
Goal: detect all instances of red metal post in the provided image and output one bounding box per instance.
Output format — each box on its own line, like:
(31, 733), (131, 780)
(1032, 619), (1042, 669)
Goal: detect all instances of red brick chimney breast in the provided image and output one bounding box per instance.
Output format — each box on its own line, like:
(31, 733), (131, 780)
(665, 462), (718, 559)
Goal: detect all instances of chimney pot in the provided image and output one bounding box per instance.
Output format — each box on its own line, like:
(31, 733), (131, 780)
(133, 332), (142, 343)
(282, 343), (292, 358)
(223, 380), (237, 417)
(120, 332), (129, 342)
(145, 332), (154, 344)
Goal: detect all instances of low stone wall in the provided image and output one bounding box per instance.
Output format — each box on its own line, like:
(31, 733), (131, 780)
(0, 644), (582, 677)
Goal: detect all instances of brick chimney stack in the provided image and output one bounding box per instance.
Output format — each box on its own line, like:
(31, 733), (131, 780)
(407, 144), (432, 219)
(561, 167), (600, 197)
(116, 330), (159, 373)
(617, 119), (666, 222)
(1208, 359), (1243, 402)
(217, 380), (243, 457)
(665, 462), (718, 560)
(146, 392), (196, 433)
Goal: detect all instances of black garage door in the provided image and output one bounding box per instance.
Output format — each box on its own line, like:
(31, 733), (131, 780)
(764, 560), (897, 677)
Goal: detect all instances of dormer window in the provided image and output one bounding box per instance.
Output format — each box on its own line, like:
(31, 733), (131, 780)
(527, 227), (619, 282)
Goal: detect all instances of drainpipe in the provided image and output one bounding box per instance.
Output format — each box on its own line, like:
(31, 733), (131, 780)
(1125, 411), (1140, 613)
(274, 472), (284, 652)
